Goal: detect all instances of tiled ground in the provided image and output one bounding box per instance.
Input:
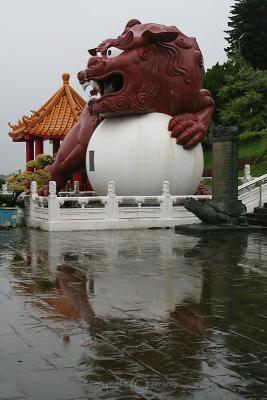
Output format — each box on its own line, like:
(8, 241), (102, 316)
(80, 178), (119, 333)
(0, 227), (266, 399)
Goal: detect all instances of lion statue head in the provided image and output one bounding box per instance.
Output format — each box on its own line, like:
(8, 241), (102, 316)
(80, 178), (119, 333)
(78, 19), (204, 118)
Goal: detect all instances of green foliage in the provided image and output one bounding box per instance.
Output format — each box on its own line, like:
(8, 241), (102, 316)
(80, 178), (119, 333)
(0, 194), (14, 207)
(4, 169), (50, 207)
(204, 62), (233, 123)
(225, 0), (267, 70)
(204, 62), (228, 97)
(4, 154), (52, 207)
(26, 154), (54, 170)
(204, 137), (267, 177)
(203, 1), (267, 175)
(204, 53), (267, 152)
(250, 159), (267, 176)
(0, 193), (25, 208)
(7, 170), (50, 192)
(218, 61), (267, 139)
(204, 54), (246, 138)
(239, 129), (267, 141)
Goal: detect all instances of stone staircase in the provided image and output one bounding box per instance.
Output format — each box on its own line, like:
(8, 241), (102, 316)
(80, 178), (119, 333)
(247, 203), (267, 226)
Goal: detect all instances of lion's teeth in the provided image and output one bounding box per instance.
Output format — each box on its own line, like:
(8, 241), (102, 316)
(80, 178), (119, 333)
(82, 80), (100, 93)
(89, 92), (101, 101)
(82, 82), (91, 91)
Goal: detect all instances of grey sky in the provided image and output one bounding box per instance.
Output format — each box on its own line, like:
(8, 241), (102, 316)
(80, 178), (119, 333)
(0, 0), (234, 174)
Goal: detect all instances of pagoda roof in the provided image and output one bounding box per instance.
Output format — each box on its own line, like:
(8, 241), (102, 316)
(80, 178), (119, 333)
(9, 73), (86, 141)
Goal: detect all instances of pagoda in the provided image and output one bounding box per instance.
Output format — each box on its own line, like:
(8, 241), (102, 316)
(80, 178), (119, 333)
(9, 73), (86, 180)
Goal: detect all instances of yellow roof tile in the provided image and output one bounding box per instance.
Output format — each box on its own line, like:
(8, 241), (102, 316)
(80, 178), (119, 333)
(9, 73), (86, 140)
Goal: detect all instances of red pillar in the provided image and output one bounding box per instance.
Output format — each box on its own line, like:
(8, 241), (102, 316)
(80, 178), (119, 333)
(35, 138), (44, 157)
(26, 141), (34, 171)
(53, 139), (61, 156)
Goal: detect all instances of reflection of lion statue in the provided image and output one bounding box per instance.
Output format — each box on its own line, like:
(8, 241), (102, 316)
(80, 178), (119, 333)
(48, 19), (214, 190)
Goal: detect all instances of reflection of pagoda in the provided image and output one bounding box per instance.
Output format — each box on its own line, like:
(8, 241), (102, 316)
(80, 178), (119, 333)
(9, 73), (86, 184)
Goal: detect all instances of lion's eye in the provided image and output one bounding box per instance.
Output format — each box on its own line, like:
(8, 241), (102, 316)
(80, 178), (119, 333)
(106, 47), (124, 58)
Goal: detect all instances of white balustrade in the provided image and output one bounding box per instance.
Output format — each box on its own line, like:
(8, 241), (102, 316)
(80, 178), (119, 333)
(17, 164), (267, 230)
(238, 173), (267, 211)
(19, 179), (216, 231)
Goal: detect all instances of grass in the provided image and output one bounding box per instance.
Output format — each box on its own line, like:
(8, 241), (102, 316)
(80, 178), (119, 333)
(204, 137), (267, 177)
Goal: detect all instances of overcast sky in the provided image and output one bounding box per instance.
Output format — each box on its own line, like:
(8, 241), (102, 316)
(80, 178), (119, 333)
(0, 0), (234, 175)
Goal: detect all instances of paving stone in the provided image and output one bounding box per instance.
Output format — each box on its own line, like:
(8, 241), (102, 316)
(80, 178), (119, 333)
(0, 381), (27, 400)
(0, 228), (267, 399)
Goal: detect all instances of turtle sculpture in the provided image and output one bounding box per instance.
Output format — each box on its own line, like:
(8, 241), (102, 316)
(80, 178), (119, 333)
(48, 19), (214, 190)
(184, 198), (248, 225)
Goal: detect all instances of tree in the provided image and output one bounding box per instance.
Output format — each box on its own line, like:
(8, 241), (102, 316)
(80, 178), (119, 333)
(204, 61), (235, 124)
(204, 57), (243, 148)
(225, 0), (267, 70)
(26, 154), (53, 170)
(0, 178), (5, 188)
(218, 58), (267, 142)
(4, 154), (52, 206)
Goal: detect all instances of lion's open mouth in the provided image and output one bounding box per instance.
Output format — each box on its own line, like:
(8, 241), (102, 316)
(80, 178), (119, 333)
(82, 73), (124, 101)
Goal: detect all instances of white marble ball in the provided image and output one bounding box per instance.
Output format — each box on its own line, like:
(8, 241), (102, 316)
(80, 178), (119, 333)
(86, 113), (203, 196)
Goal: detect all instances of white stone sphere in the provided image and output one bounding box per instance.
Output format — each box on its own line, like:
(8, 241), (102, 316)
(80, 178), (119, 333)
(86, 113), (203, 196)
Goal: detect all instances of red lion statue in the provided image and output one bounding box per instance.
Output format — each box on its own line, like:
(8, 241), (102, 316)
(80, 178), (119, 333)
(48, 19), (214, 189)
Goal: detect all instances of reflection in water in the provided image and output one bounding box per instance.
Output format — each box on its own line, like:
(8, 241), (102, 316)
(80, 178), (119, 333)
(3, 228), (267, 399)
(52, 262), (95, 322)
(184, 232), (267, 399)
(170, 302), (210, 336)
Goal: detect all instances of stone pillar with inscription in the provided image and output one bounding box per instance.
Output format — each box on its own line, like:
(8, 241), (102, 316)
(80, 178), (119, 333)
(183, 126), (247, 226)
(212, 126), (244, 218)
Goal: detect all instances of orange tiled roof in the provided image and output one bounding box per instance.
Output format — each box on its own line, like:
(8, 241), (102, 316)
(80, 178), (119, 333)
(9, 73), (86, 140)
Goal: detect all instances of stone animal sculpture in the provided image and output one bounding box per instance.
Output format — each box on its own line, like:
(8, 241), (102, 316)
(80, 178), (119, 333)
(184, 198), (247, 225)
(48, 19), (214, 190)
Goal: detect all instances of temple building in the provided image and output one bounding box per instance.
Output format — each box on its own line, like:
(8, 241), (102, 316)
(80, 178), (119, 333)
(9, 73), (86, 185)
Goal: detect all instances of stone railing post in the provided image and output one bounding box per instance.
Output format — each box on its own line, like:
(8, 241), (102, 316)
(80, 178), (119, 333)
(1, 183), (8, 194)
(30, 181), (38, 198)
(105, 181), (119, 220)
(73, 180), (80, 193)
(28, 181), (38, 227)
(48, 181), (60, 223)
(243, 164), (252, 184)
(159, 181), (173, 218)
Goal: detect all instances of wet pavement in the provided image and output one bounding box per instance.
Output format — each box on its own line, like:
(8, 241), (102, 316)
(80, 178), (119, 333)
(0, 228), (267, 400)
